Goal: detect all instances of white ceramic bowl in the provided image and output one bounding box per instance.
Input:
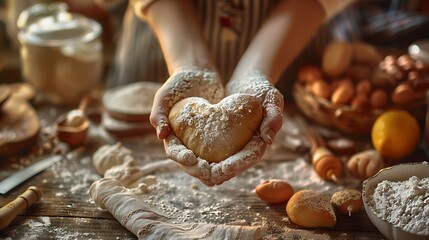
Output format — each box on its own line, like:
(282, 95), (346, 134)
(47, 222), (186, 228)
(362, 162), (429, 240)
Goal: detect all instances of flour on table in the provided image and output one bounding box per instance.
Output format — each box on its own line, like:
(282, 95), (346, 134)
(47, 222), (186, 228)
(90, 143), (359, 239)
(90, 144), (262, 240)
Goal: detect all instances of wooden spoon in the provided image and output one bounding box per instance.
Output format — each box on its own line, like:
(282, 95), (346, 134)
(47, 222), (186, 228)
(55, 97), (90, 146)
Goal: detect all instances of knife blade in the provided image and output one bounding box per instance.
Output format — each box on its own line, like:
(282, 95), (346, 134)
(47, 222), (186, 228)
(0, 154), (63, 194)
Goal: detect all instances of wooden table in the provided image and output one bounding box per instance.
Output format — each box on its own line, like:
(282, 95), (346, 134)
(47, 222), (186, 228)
(0, 102), (406, 240)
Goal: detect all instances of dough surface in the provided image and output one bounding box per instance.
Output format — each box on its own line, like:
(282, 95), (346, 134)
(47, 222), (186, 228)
(168, 93), (263, 163)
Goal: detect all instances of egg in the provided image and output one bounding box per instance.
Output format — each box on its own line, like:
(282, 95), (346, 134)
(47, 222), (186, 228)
(351, 94), (370, 110)
(356, 79), (372, 96)
(391, 83), (415, 104)
(311, 80), (331, 99)
(370, 89), (389, 109)
(298, 65), (323, 84)
(322, 41), (353, 77)
(331, 79), (354, 105)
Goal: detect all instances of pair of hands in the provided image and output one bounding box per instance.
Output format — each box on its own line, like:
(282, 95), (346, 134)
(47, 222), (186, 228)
(150, 68), (284, 186)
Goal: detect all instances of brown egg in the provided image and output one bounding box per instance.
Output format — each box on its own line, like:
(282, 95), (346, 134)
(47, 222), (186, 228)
(384, 65), (405, 81)
(311, 79), (331, 99)
(397, 54), (415, 72)
(382, 55), (398, 66)
(370, 89), (389, 109)
(355, 79), (372, 96)
(407, 71), (421, 83)
(391, 83), (415, 104)
(298, 65), (323, 84)
(351, 94), (370, 110)
(331, 79), (354, 105)
(322, 41), (353, 77)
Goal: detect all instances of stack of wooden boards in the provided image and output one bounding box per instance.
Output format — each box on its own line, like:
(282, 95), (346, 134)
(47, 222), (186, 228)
(101, 82), (161, 138)
(0, 83), (38, 157)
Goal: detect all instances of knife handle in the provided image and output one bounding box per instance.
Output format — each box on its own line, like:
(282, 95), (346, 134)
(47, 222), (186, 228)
(0, 186), (42, 230)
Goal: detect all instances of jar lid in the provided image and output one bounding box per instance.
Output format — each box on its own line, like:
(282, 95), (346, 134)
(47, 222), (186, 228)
(408, 39), (429, 64)
(18, 11), (101, 47)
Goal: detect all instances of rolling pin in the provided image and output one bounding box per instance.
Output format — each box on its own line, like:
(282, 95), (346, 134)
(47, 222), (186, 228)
(0, 186), (42, 230)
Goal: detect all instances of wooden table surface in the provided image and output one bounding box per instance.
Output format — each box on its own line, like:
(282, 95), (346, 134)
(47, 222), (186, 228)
(1, 101), (423, 240)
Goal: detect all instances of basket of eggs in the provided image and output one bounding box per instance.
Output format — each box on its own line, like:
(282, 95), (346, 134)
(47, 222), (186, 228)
(293, 40), (427, 135)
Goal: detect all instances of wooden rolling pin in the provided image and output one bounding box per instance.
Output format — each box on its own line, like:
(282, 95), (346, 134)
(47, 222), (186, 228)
(0, 186), (42, 230)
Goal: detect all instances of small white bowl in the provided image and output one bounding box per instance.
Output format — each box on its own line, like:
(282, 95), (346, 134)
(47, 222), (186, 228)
(362, 162), (429, 240)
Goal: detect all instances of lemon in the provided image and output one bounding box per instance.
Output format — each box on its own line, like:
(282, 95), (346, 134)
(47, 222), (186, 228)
(371, 109), (420, 161)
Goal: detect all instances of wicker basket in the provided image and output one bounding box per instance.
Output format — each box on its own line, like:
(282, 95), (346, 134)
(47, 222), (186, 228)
(293, 82), (426, 135)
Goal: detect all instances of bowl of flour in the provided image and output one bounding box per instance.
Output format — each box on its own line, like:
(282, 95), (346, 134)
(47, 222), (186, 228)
(362, 162), (429, 240)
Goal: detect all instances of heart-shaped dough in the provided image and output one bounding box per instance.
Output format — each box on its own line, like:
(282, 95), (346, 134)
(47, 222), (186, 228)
(169, 93), (263, 163)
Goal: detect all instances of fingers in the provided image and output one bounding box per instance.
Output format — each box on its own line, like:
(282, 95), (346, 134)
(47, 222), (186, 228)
(164, 135), (198, 165)
(211, 172), (236, 186)
(165, 134), (266, 186)
(177, 159), (212, 185)
(260, 89), (284, 144)
(210, 135), (267, 185)
(164, 135), (214, 186)
(260, 103), (284, 144)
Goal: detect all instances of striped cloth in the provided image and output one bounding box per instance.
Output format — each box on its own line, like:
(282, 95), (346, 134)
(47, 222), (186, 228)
(105, 0), (361, 92)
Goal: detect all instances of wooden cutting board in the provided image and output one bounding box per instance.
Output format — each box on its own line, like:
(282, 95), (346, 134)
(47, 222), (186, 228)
(0, 96), (40, 157)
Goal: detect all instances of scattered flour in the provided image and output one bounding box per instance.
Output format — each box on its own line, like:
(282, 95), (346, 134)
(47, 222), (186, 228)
(370, 176), (429, 235)
(48, 154), (100, 197)
(23, 216), (51, 228)
(91, 142), (360, 239)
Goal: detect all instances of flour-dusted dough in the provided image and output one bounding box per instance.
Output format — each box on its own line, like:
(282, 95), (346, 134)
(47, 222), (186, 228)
(168, 93), (263, 163)
(286, 190), (337, 228)
(92, 143), (135, 175)
(90, 143), (263, 240)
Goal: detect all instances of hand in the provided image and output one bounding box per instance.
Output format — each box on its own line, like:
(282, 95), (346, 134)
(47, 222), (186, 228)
(150, 68), (225, 140)
(151, 68), (224, 186)
(163, 134), (214, 186)
(226, 71), (284, 144)
(209, 134), (267, 185)
(164, 133), (267, 186)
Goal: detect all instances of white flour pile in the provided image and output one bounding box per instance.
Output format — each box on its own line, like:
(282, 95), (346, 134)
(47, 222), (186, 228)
(370, 176), (429, 235)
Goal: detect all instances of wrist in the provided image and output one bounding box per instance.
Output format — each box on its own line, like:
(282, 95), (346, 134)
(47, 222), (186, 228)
(170, 60), (217, 76)
(228, 70), (271, 93)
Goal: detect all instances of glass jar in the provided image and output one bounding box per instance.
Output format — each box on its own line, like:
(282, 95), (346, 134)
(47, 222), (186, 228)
(17, 3), (103, 106)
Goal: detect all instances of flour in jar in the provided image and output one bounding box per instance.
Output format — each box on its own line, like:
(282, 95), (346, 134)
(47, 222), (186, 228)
(370, 176), (429, 235)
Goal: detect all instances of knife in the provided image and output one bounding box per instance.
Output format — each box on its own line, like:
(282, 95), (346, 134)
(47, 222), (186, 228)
(0, 154), (63, 194)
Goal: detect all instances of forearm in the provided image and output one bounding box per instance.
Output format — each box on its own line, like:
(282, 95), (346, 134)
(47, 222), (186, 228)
(135, 0), (215, 74)
(231, 0), (334, 84)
